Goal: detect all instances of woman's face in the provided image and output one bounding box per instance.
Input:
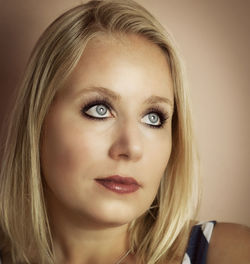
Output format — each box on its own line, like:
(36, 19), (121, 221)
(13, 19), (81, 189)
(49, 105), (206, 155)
(41, 33), (174, 227)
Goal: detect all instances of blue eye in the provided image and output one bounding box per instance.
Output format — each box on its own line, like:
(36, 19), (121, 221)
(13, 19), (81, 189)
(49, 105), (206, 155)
(141, 111), (167, 128)
(85, 104), (111, 118)
(81, 98), (169, 128)
(81, 99), (113, 120)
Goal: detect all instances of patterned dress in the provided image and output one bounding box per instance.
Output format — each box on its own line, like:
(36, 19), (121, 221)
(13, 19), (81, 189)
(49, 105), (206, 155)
(0, 221), (216, 264)
(182, 221), (216, 264)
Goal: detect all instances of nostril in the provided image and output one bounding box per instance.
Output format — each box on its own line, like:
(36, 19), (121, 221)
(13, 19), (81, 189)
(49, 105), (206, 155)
(118, 153), (130, 159)
(108, 141), (143, 162)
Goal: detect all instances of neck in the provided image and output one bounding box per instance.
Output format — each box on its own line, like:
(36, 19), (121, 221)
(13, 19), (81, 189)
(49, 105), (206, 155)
(53, 223), (130, 264)
(46, 196), (133, 264)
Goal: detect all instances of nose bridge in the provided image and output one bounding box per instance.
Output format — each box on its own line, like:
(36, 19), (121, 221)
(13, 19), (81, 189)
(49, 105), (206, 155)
(108, 117), (143, 161)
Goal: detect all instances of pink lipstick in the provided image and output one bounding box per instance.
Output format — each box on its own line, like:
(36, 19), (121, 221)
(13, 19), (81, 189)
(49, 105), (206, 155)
(95, 175), (140, 194)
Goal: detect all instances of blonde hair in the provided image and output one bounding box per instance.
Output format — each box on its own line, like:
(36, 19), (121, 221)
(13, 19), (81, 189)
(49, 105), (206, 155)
(0, 0), (200, 263)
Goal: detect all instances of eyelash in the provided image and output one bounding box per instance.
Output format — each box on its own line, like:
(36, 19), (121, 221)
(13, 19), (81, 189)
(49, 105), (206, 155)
(80, 97), (169, 129)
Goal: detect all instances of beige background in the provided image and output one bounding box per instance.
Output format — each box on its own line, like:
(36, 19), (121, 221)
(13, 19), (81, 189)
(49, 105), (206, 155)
(0, 0), (249, 226)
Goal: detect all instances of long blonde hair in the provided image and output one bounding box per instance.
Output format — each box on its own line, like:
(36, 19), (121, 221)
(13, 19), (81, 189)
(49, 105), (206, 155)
(0, 0), (200, 263)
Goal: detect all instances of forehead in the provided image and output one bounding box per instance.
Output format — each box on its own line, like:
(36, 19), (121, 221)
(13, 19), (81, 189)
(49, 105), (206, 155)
(60, 33), (173, 102)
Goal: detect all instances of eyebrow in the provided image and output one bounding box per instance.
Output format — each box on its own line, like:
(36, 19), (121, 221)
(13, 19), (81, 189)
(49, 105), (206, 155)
(75, 86), (174, 108)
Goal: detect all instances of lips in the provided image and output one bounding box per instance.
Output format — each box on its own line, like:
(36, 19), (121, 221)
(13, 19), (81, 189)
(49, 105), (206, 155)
(95, 175), (140, 194)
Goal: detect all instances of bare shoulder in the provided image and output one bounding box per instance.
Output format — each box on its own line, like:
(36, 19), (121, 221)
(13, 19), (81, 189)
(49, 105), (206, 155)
(207, 222), (250, 264)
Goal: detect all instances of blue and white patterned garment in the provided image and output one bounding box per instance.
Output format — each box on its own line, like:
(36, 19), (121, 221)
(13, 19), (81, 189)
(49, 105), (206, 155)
(0, 221), (216, 264)
(182, 220), (216, 264)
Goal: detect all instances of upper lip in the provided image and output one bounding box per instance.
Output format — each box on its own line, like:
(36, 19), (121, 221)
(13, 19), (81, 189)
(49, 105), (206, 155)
(95, 175), (140, 186)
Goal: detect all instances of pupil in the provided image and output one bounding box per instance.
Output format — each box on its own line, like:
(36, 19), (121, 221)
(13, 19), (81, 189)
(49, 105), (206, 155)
(96, 105), (107, 115)
(149, 113), (158, 123)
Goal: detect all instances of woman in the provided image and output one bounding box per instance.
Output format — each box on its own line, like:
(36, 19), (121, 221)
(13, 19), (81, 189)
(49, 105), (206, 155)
(0, 0), (249, 263)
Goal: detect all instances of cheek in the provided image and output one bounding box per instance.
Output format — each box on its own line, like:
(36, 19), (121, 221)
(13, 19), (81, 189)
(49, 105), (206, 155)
(42, 131), (79, 176)
(143, 136), (172, 196)
(40, 117), (101, 188)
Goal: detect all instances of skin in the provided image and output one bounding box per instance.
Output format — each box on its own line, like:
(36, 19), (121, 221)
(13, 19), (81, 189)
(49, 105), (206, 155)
(38, 33), (250, 264)
(207, 223), (250, 264)
(1, 33), (249, 264)
(40, 33), (174, 264)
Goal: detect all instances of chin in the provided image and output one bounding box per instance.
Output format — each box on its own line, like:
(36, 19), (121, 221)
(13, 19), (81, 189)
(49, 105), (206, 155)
(90, 204), (146, 227)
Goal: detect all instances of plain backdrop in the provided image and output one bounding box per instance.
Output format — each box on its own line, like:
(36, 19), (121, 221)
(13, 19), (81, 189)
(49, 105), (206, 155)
(0, 0), (249, 226)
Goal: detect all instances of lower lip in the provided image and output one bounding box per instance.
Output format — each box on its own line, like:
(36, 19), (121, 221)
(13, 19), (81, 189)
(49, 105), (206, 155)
(95, 179), (140, 194)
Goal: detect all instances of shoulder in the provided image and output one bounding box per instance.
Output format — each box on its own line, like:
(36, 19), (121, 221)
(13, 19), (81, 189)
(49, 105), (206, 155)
(207, 222), (250, 264)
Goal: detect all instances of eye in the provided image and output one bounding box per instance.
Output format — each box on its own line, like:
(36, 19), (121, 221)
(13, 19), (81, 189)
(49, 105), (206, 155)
(81, 98), (169, 128)
(141, 113), (161, 126)
(141, 107), (168, 128)
(81, 99), (113, 120)
(84, 104), (112, 119)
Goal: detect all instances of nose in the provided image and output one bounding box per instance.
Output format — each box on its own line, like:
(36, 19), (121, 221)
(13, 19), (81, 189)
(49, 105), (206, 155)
(108, 121), (143, 162)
